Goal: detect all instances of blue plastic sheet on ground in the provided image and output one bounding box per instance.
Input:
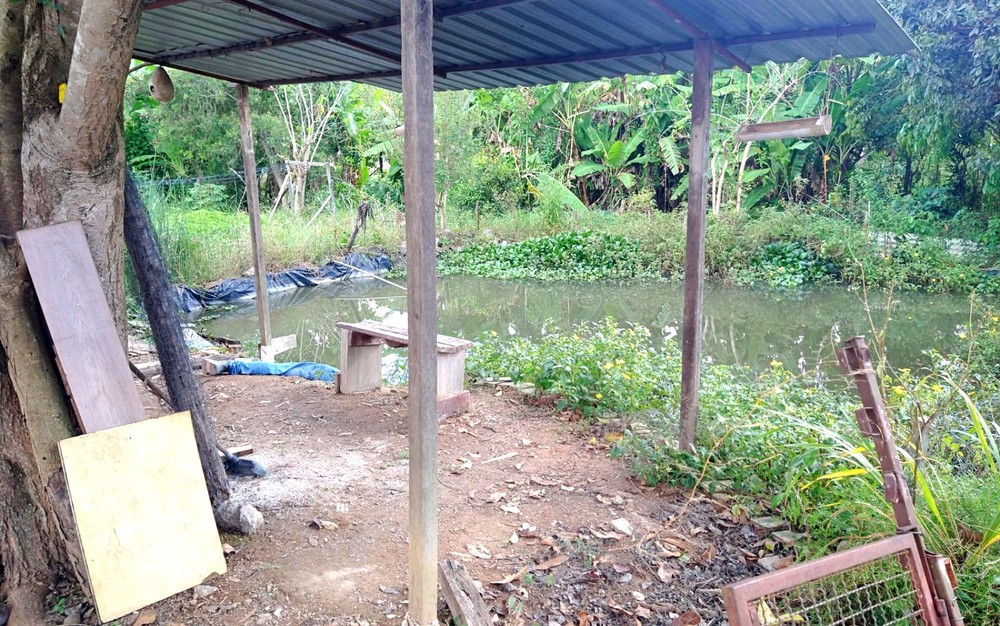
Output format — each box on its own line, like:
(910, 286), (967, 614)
(228, 360), (338, 382)
(174, 251), (391, 312)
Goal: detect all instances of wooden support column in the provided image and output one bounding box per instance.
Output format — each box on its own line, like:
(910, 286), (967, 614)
(679, 39), (714, 451)
(236, 83), (272, 349)
(401, 0), (438, 624)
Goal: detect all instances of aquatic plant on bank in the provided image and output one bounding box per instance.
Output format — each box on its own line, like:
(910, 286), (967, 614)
(468, 318), (1000, 624)
(438, 231), (657, 281)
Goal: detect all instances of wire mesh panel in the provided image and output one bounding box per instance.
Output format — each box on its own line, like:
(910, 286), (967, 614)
(724, 534), (943, 626)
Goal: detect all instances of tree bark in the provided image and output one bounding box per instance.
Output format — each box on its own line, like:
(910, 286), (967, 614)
(0, 0), (143, 620)
(123, 171), (230, 506)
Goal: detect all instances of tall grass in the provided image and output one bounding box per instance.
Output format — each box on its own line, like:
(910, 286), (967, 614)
(140, 184), (406, 285)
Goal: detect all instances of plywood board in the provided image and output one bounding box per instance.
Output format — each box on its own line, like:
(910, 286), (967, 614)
(18, 221), (145, 433)
(59, 412), (226, 622)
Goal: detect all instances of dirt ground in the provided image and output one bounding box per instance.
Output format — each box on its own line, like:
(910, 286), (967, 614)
(116, 374), (781, 626)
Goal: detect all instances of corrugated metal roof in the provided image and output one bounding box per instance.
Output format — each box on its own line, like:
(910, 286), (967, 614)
(133, 0), (914, 90)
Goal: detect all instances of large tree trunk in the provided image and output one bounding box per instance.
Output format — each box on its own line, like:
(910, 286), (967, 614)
(0, 0), (143, 621)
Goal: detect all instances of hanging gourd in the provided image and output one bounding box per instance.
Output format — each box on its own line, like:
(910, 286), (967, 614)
(149, 66), (175, 103)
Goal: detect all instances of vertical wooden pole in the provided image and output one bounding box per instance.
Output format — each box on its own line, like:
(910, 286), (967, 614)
(236, 83), (272, 349)
(401, 0), (438, 624)
(679, 39), (713, 451)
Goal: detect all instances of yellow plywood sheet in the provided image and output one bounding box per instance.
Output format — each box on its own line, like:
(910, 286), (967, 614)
(59, 412), (226, 622)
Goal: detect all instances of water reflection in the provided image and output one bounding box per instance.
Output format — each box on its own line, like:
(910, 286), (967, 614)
(196, 276), (974, 374)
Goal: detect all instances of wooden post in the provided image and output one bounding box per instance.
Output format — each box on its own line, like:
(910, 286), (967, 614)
(236, 83), (272, 349)
(401, 0), (438, 624)
(679, 39), (714, 451)
(123, 171), (231, 507)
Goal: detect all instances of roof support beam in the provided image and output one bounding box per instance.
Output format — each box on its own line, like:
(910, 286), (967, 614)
(400, 0), (438, 624)
(646, 0), (751, 72)
(678, 38), (713, 451)
(257, 41), (694, 86)
(251, 22), (874, 87)
(222, 0), (403, 66)
(148, 0), (534, 67)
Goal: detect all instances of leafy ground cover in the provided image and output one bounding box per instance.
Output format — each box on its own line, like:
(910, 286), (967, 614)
(468, 318), (1000, 624)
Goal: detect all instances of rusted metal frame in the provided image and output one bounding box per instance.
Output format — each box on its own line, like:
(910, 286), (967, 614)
(839, 336), (957, 625)
(149, 0), (533, 68)
(645, 0), (751, 72)
(723, 534), (942, 626)
(221, 0), (404, 67)
(837, 337), (919, 530)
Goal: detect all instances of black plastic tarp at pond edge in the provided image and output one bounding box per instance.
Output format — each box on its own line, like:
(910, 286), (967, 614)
(174, 252), (392, 312)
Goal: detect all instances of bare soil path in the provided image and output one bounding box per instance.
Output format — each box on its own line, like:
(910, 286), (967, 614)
(133, 376), (774, 626)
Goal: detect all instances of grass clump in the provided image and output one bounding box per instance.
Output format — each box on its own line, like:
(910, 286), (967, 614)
(439, 231), (656, 281)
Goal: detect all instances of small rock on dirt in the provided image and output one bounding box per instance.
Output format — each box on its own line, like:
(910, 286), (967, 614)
(216, 500), (264, 535)
(193, 585), (218, 599)
(256, 614), (274, 625)
(62, 607), (82, 626)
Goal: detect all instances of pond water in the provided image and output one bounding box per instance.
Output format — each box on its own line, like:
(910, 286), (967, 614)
(194, 275), (979, 375)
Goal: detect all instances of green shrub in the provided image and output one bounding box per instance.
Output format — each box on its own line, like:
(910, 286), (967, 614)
(449, 151), (528, 214)
(737, 240), (839, 289)
(439, 231), (656, 281)
(468, 319), (679, 419)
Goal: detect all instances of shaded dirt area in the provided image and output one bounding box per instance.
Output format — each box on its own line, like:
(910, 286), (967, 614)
(131, 376), (778, 626)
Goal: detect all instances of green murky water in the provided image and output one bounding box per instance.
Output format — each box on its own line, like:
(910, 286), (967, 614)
(195, 275), (977, 374)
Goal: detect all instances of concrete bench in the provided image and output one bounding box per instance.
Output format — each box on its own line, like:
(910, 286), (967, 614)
(336, 320), (473, 416)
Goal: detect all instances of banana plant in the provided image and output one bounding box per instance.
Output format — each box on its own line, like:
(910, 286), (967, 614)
(571, 124), (650, 207)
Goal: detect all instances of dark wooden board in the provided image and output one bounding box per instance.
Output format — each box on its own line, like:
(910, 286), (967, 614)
(439, 560), (493, 626)
(18, 221), (146, 433)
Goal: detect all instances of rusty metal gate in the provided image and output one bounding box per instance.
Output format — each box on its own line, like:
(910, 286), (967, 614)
(722, 337), (964, 626)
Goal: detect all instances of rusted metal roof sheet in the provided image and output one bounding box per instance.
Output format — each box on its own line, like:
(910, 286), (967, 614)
(133, 0), (914, 89)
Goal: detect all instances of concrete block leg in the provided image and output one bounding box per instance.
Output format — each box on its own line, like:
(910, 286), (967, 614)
(437, 351), (467, 398)
(339, 329), (383, 393)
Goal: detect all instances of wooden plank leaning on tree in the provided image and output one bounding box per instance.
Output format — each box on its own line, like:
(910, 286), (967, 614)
(17, 221), (146, 433)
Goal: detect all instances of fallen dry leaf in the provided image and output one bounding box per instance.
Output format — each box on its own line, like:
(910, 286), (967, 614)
(656, 563), (674, 583)
(611, 518), (634, 537)
(490, 565), (529, 585)
(530, 476), (559, 486)
(500, 504), (521, 514)
(532, 554), (568, 571)
(131, 609), (156, 626)
(467, 543), (492, 559)
(487, 491), (507, 503)
(671, 610), (702, 625)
